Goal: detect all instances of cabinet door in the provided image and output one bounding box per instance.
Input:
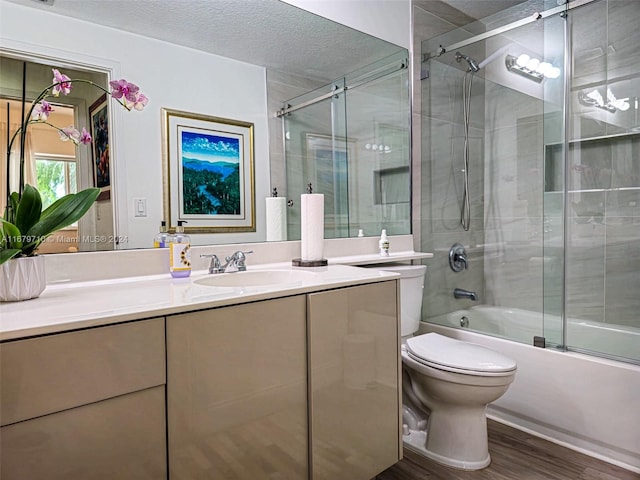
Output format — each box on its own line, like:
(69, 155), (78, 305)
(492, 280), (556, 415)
(167, 296), (308, 480)
(1, 317), (165, 426)
(308, 280), (401, 480)
(0, 386), (166, 480)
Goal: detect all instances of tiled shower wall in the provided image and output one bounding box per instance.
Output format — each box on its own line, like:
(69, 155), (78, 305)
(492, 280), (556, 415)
(481, 82), (547, 315)
(564, 0), (640, 331)
(412, 2), (483, 319)
(418, 57), (487, 319)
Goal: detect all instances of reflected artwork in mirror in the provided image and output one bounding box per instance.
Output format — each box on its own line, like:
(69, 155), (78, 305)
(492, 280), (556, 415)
(162, 108), (255, 234)
(1, 0), (411, 254)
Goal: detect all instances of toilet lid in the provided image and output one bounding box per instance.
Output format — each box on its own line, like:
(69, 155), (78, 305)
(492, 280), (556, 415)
(406, 333), (516, 374)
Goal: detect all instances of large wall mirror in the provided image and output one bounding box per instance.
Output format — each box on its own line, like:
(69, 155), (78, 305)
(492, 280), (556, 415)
(1, 0), (410, 253)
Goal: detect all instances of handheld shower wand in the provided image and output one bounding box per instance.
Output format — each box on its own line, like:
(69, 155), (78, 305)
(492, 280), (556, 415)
(454, 50), (479, 231)
(455, 52), (480, 73)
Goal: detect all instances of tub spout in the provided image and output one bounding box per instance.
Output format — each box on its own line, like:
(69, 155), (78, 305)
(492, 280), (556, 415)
(454, 288), (478, 301)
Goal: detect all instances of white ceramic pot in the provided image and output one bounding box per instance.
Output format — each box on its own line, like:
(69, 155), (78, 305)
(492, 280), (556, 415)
(0, 255), (46, 302)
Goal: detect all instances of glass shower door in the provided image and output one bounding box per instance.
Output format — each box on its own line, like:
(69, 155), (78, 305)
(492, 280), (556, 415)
(343, 53), (411, 237)
(563, 0), (640, 362)
(540, 11), (567, 348)
(419, 0), (639, 364)
(283, 51), (410, 241)
(419, 1), (566, 346)
(283, 80), (349, 241)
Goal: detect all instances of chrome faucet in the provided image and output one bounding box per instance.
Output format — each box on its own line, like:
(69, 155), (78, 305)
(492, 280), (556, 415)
(200, 254), (223, 274)
(453, 288), (478, 301)
(221, 250), (253, 273)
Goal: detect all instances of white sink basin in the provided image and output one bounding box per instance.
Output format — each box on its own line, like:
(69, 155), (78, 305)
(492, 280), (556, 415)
(194, 269), (317, 288)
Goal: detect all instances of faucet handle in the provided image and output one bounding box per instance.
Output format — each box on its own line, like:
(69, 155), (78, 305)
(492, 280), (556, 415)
(224, 250), (253, 272)
(455, 252), (468, 267)
(234, 250), (253, 271)
(226, 250), (253, 259)
(449, 243), (468, 272)
(200, 254), (222, 274)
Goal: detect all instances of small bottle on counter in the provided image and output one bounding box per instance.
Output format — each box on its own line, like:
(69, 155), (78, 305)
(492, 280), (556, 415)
(153, 221), (169, 248)
(379, 229), (390, 256)
(169, 221), (191, 278)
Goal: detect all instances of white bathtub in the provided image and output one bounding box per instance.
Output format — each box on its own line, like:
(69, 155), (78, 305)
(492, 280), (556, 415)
(420, 306), (640, 473)
(431, 305), (640, 360)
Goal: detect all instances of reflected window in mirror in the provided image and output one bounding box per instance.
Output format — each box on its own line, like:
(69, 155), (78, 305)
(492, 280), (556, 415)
(35, 153), (78, 209)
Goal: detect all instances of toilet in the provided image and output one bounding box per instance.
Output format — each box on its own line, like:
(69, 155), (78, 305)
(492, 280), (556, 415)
(366, 263), (517, 470)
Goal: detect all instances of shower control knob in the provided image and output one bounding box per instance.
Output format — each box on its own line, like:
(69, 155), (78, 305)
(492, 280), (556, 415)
(449, 243), (468, 272)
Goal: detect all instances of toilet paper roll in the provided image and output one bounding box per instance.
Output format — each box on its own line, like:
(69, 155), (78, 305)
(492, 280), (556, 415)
(343, 334), (376, 390)
(300, 193), (324, 261)
(265, 197), (287, 242)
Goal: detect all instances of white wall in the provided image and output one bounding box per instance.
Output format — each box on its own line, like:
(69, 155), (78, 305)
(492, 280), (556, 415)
(0, 1), (270, 249)
(282, 0), (411, 49)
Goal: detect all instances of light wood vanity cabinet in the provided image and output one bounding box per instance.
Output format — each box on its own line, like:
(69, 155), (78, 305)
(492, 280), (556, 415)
(167, 280), (401, 480)
(308, 281), (401, 480)
(167, 296), (309, 479)
(0, 278), (400, 480)
(0, 318), (167, 480)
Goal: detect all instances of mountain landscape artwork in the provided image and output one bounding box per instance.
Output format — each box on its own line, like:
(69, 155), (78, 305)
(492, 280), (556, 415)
(180, 130), (242, 216)
(163, 108), (255, 233)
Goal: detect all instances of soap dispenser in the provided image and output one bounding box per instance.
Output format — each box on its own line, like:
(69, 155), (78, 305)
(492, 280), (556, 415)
(379, 229), (390, 256)
(169, 221), (191, 277)
(154, 221), (169, 248)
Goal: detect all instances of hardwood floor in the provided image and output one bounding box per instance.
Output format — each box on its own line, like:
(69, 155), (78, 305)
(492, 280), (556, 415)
(376, 420), (640, 480)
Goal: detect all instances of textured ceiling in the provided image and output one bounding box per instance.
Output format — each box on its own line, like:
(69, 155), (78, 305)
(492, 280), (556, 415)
(440, 0), (529, 21)
(7, 0), (403, 83)
(414, 0), (529, 30)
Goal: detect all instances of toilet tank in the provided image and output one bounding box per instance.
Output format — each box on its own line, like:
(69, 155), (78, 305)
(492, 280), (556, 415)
(364, 264), (426, 336)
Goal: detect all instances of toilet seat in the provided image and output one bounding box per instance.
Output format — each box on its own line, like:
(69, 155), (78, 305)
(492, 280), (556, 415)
(405, 333), (516, 377)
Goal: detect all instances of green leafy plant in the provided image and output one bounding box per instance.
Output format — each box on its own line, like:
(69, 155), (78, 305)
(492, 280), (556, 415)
(1, 69), (148, 266)
(0, 184), (100, 264)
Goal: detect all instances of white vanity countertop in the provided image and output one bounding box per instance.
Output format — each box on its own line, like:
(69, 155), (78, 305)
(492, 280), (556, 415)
(0, 264), (399, 341)
(329, 250), (432, 265)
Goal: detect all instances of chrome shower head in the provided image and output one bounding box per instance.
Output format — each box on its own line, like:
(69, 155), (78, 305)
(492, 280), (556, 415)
(455, 51), (480, 73)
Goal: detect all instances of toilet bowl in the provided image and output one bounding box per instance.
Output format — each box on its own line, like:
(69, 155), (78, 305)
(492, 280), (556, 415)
(364, 263), (517, 470)
(402, 333), (516, 470)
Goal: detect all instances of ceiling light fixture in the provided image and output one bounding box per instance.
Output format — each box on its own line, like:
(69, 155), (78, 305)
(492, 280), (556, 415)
(505, 54), (560, 83)
(364, 142), (392, 153)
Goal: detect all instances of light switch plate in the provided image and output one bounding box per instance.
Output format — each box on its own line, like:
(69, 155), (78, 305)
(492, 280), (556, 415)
(133, 197), (147, 217)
